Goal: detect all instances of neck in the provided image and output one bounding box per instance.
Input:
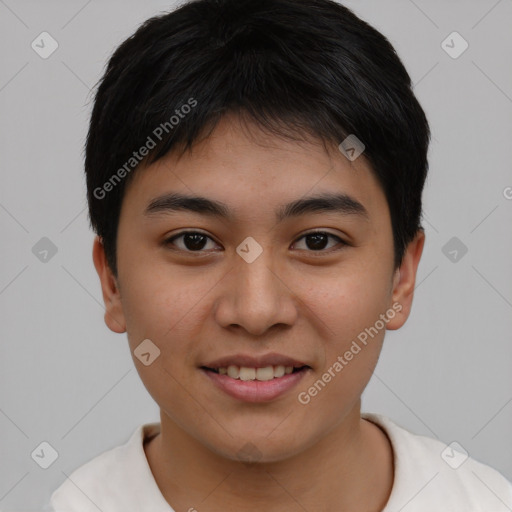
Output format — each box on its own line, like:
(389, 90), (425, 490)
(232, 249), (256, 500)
(144, 404), (394, 512)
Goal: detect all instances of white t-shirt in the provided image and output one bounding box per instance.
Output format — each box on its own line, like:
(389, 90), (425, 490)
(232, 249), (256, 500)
(47, 413), (512, 511)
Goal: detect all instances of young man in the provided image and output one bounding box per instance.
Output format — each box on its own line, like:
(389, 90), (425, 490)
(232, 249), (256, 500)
(48, 0), (512, 510)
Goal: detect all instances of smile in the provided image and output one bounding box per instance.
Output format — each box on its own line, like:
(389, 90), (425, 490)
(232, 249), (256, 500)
(204, 364), (308, 381)
(201, 365), (310, 402)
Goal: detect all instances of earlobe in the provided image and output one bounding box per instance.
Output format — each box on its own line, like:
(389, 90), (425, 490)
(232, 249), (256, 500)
(386, 230), (425, 330)
(92, 236), (127, 334)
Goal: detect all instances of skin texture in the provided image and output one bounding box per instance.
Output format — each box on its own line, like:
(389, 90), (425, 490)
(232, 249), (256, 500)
(93, 114), (425, 512)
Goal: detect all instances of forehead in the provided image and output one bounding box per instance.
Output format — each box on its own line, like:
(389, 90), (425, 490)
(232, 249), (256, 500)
(120, 115), (389, 224)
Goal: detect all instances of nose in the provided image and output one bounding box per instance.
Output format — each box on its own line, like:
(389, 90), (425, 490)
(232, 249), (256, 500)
(213, 249), (299, 336)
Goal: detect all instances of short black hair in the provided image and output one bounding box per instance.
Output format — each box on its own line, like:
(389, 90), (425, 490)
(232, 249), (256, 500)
(85, 0), (430, 276)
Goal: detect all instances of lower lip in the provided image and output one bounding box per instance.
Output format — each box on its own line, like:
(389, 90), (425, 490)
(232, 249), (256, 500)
(201, 368), (309, 403)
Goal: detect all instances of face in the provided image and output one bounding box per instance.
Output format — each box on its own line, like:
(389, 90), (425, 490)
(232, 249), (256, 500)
(94, 115), (424, 462)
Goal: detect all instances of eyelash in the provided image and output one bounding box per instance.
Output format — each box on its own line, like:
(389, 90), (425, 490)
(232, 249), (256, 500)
(163, 230), (347, 254)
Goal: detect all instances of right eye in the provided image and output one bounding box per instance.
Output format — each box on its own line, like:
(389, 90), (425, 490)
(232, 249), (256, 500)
(163, 231), (222, 253)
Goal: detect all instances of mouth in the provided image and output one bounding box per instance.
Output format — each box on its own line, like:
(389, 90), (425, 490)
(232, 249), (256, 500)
(201, 364), (310, 381)
(199, 355), (312, 402)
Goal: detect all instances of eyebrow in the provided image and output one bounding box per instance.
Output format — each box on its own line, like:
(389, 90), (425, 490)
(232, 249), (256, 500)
(144, 192), (369, 222)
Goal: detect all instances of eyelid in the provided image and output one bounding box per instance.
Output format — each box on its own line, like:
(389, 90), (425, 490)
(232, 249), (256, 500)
(163, 230), (222, 251)
(163, 229), (347, 253)
(292, 230), (347, 251)
(296, 229), (345, 241)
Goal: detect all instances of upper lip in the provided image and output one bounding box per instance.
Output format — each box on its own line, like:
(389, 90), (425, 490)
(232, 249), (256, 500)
(202, 353), (310, 369)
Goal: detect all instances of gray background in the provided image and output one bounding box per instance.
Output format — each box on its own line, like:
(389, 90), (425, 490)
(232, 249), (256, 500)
(1, 0), (511, 510)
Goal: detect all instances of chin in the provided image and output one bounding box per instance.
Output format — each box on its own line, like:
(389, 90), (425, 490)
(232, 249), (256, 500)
(205, 430), (308, 465)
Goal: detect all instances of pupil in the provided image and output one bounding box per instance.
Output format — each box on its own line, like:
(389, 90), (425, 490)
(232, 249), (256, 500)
(182, 234), (329, 251)
(306, 233), (328, 250)
(184, 233), (207, 250)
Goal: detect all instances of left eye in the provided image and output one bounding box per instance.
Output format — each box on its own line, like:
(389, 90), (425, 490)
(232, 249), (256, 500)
(292, 232), (344, 251)
(164, 231), (344, 253)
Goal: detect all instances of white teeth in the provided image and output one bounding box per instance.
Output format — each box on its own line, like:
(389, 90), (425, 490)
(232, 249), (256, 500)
(274, 365), (285, 378)
(255, 366), (274, 381)
(239, 367), (256, 381)
(227, 365), (239, 379)
(214, 364), (304, 380)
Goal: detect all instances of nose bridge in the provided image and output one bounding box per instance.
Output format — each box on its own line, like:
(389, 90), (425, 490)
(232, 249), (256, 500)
(215, 244), (298, 335)
(238, 251), (280, 304)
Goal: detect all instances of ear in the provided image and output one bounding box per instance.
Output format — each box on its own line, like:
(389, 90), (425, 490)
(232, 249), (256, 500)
(92, 236), (127, 333)
(386, 229), (425, 330)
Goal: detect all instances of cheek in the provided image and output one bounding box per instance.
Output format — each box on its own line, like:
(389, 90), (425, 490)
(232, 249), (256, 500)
(117, 265), (211, 419)
(301, 264), (391, 340)
(296, 262), (391, 397)
(118, 260), (218, 357)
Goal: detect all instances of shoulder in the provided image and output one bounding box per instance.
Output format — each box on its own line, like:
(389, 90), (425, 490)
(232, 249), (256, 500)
(363, 413), (512, 511)
(49, 423), (165, 512)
